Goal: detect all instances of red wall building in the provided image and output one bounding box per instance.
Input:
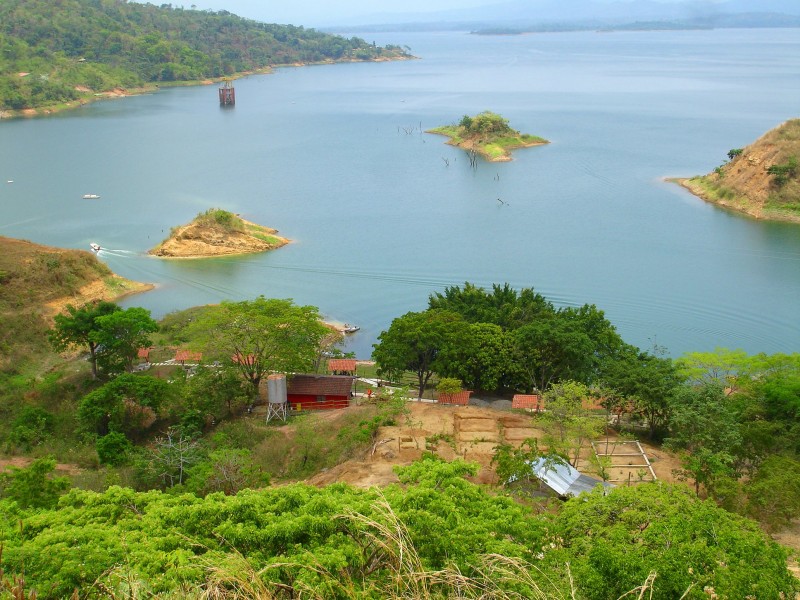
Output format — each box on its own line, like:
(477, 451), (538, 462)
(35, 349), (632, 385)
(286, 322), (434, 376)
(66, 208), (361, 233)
(287, 374), (354, 411)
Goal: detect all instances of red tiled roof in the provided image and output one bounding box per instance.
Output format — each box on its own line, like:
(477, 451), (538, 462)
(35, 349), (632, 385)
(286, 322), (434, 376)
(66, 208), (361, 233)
(287, 374), (354, 397)
(327, 359), (357, 373)
(137, 347), (152, 360)
(175, 350), (202, 362)
(512, 394), (542, 410)
(438, 390), (472, 405)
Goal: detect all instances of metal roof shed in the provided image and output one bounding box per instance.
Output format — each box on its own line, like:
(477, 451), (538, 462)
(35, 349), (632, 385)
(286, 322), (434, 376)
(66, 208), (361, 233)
(529, 458), (614, 498)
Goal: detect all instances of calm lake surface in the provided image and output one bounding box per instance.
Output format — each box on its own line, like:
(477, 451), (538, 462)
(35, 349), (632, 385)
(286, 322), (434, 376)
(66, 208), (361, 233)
(1, 29), (799, 359)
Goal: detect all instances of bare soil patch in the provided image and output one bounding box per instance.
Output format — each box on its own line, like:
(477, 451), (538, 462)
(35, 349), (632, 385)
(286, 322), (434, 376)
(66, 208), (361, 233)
(306, 401), (680, 490)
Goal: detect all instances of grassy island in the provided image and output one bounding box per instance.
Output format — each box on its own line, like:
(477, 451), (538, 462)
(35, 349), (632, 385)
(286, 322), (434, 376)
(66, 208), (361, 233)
(149, 208), (290, 258)
(427, 111), (548, 162)
(670, 119), (800, 223)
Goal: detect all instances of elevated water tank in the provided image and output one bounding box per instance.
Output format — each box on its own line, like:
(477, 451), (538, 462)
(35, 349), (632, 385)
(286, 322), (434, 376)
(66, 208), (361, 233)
(267, 373), (287, 404)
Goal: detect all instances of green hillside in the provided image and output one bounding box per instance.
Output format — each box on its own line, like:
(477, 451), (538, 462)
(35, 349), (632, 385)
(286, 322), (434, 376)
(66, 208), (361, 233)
(0, 0), (410, 111)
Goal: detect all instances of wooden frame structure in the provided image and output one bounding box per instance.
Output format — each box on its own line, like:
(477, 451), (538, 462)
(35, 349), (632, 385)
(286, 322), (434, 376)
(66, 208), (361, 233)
(589, 439), (657, 484)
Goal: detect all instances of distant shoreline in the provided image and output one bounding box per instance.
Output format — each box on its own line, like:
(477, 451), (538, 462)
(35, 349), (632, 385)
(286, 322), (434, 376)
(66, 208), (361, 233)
(0, 55), (415, 120)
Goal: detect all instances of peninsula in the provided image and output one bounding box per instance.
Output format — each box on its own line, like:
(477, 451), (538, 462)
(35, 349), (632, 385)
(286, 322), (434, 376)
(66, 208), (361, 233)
(150, 209), (290, 258)
(670, 119), (800, 223)
(427, 111), (548, 162)
(0, 236), (151, 370)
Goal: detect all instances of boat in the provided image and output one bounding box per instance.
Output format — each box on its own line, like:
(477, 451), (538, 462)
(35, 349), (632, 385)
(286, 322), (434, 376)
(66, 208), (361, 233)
(82, 194), (100, 199)
(90, 243), (101, 252)
(342, 324), (360, 334)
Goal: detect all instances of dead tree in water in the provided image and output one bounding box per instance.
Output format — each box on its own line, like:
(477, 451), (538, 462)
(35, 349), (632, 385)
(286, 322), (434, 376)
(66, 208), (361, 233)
(442, 157), (450, 167)
(467, 149), (478, 170)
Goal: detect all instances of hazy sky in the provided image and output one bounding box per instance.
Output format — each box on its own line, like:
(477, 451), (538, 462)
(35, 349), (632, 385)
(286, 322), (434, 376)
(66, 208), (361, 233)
(188, 0), (497, 26)
(185, 0), (721, 28)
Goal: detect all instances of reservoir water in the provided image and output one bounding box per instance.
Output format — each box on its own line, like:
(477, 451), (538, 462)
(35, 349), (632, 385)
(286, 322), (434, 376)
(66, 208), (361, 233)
(1, 29), (799, 359)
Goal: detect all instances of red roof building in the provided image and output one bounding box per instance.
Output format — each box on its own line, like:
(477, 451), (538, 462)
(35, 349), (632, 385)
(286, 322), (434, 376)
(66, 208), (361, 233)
(512, 394), (543, 412)
(437, 390), (472, 406)
(287, 374), (354, 411)
(174, 350), (202, 364)
(327, 359), (358, 375)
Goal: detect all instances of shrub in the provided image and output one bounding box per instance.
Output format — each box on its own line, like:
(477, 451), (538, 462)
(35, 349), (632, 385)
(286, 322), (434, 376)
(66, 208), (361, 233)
(0, 456), (70, 509)
(96, 432), (133, 466)
(7, 406), (54, 451)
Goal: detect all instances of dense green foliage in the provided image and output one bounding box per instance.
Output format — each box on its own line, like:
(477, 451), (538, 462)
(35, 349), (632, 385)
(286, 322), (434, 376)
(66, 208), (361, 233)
(372, 309), (469, 398)
(551, 483), (797, 599)
(0, 0), (410, 110)
(458, 111), (515, 136)
(374, 282), (627, 395)
(78, 373), (172, 437)
(0, 459), (794, 599)
(195, 207), (246, 232)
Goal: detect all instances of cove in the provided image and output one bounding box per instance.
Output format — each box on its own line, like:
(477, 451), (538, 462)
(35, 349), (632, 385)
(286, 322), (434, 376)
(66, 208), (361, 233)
(1, 28), (798, 358)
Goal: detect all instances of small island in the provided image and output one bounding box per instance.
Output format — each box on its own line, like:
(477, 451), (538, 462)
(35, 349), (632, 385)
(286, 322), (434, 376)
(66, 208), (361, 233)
(669, 119), (799, 223)
(149, 209), (290, 258)
(427, 111), (548, 162)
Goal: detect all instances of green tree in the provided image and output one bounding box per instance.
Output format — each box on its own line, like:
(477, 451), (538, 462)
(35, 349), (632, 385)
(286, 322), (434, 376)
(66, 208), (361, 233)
(538, 381), (604, 467)
(183, 297), (330, 400)
(745, 454), (800, 531)
(373, 310), (468, 398)
(95, 431), (133, 466)
(437, 322), (515, 392)
(512, 316), (594, 392)
(428, 282), (553, 329)
(48, 300), (121, 379)
(0, 456), (70, 509)
(601, 345), (683, 439)
(551, 483), (797, 599)
(7, 406), (54, 451)
(665, 384), (742, 495)
(91, 307), (158, 376)
(180, 363), (250, 422)
(77, 373), (171, 437)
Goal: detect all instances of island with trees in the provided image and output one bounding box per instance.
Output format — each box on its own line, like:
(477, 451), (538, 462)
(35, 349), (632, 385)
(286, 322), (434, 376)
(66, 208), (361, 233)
(427, 111), (549, 162)
(671, 119), (800, 223)
(149, 208), (289, 258)
(0, 0), (412, 116)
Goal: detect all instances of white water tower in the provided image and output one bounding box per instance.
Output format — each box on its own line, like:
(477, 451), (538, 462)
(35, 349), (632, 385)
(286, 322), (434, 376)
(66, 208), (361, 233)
(266, 373), (288, 423)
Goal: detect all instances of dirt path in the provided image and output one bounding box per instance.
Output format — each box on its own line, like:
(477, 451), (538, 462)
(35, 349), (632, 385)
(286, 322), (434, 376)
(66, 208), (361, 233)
(0, 456), (82, 476)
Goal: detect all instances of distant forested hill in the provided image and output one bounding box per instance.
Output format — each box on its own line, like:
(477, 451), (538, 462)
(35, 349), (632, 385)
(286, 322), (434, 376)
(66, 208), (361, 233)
(0, 0), (410, 111)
